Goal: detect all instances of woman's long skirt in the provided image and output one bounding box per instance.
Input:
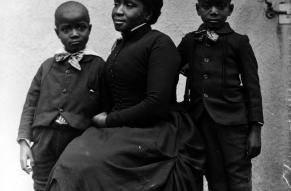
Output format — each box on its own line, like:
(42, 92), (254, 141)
(45, 112), (205, 191)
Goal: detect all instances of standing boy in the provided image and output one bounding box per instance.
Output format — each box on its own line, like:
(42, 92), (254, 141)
(17, 1), (104, 191)
(178, 0), (264, 190)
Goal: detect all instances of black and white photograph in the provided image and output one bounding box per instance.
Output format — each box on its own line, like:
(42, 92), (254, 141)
(0, 0), (290, 190)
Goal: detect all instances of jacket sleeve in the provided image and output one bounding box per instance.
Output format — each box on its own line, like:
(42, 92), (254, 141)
(106, 35), (180, 127)
(238, 35), (264, 124)
(17, 65), (42, 141)
(177, 35), (191, 76)
(98, 59), (112, 113)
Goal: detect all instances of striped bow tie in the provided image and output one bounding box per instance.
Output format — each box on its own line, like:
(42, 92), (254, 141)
(193, 30), (219, 43)
(55, 51), (84, 71)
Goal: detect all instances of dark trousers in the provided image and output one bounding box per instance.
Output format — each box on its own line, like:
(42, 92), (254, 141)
(31, 125), (82, 191)
(194, 111), (252, 191)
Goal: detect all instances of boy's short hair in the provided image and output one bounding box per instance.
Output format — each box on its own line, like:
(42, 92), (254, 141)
(55, 1), (90, 27)
(139, 0), (163, 25)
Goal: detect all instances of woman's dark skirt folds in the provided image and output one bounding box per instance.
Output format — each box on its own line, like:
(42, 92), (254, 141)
(46, 111), (205, 191)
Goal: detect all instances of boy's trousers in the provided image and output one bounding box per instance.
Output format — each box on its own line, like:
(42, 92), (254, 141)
(193, 111), (252, 191)
(31, 124), (82, 191)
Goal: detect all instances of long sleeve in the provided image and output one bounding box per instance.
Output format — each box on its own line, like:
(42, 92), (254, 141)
(17, 65), (42, 141)
(238, 35), (264, 124)
(106, 34), (180, 127)
(177, 35), (191, 72)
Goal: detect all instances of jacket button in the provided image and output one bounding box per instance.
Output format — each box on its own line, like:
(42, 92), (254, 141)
(203, 93), (208, 98)
(203, 74), (209, 79)
(62, 89), (67, 94)
(203, 58), (210, 63)
(59, 108), (64, 112)
(65, 70), (70, 74)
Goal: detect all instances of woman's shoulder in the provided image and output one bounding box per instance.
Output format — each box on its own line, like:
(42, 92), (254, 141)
(144, 29), (176, 47)
(149, 30), (172, 40)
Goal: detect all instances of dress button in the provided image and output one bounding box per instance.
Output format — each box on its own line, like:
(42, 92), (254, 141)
(62, 89), (67, 94)
(203, 74), (209, 79)
(203, 93), (209, 98)
(203, 58), (210, 63)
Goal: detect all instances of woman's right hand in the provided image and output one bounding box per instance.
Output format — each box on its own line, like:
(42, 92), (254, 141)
(92, 112), (107, 128)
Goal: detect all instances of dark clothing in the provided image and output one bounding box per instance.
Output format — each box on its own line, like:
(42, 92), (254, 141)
(105, 25), (179, 127)
(197, 112), (252, 191)
(17, 55), (105, 141)
(17, 54), (104, 191)
(178, 23), (263, 191)
(46, 24), (205, 191)
(31, 125), (82, 191)
(178, 23), (263, 126)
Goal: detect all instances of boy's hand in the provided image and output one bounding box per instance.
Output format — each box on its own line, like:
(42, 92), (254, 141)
(92, 112), (107, 128)
(19, 140), (34, 174)
(246, 124), (262, 160)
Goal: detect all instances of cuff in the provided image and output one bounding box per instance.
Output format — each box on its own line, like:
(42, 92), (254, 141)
(18, 138), (32, 147)
(251, 121), (264, 127)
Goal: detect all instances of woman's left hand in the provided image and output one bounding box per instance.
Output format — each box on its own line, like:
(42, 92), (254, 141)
(92, 112), (107, 128)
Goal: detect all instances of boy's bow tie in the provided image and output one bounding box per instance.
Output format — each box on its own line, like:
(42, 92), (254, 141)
(193, 30), (219, 43)
(54, 48), (99, 71)
(55, 51), (84, 71)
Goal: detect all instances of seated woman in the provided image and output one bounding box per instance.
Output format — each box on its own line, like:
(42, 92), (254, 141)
(46, 0), (205, 190)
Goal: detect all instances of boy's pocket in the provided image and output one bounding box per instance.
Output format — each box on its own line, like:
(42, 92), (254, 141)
(223, 88), (244, 103)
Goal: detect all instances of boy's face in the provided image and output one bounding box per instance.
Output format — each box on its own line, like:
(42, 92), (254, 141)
(112, 0), (150, 33)
(196, 0), (233, 29)
(55, 9), (91, 53)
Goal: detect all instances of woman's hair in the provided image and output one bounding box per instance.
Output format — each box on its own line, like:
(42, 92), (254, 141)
(140, 0), (163, 25)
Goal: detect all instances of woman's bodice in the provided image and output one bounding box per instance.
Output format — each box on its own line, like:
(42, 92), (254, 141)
(104, 25), (180, 127)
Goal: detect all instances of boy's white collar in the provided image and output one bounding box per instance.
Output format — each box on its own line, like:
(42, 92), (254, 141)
(55, 47), (99, 57)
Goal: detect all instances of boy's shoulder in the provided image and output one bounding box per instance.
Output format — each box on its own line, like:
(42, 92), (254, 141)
(39, 57), (55, 71)
(181, 31), (199, 41)
(83, 54), (104, 62)
(82, 55), (105, 68)
(227, 30), (250, 44)
(181, 23), (250, 45)
(39, 54), (105, 74)
(41, 57), (55, 65)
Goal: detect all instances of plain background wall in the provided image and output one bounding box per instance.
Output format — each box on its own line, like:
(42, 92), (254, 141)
(0, 0), (290, 190)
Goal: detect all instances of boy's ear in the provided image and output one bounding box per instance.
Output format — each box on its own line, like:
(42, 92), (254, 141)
(196, 3), (201, 16)
(145, 9), (153, 23)
(55, 28), (60, 37)
(88, 24), (92, 33)
(229, 3), (234, 15)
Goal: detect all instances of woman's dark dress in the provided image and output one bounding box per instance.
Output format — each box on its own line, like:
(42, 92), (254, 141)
(46, 25), (205, 191)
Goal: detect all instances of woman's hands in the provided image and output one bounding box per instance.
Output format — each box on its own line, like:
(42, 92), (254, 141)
(92, 112), (107, 128)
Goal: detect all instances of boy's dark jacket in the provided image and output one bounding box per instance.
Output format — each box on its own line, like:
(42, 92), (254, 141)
(178, 23), (264, 126)
(17, 55), (104, 141)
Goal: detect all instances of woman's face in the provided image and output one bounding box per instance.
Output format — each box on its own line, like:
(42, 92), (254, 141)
(112, 0), (149, 33)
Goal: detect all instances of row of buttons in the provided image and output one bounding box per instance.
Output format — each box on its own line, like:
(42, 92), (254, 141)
(202, 57), (210, 98)
(62, 69), (71, 94)
(58, 69), (70, 113)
